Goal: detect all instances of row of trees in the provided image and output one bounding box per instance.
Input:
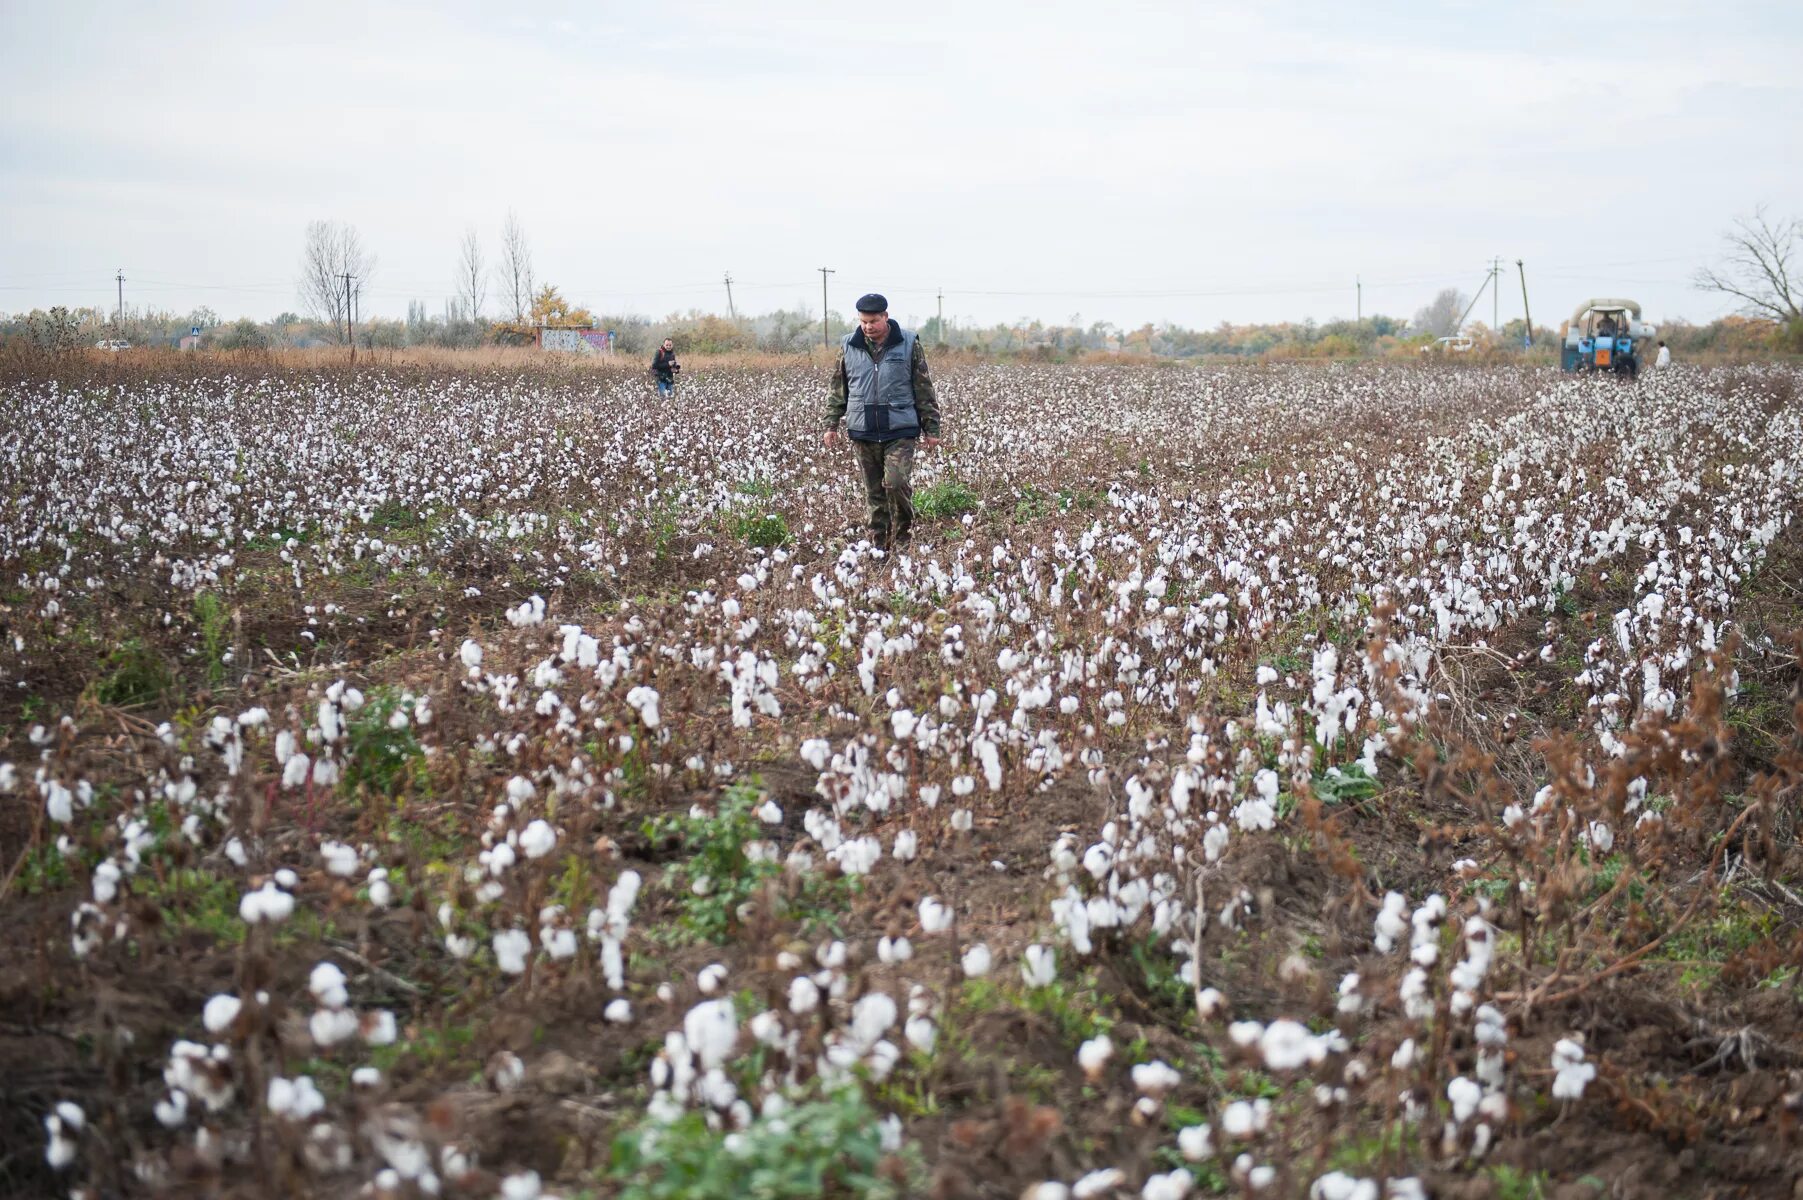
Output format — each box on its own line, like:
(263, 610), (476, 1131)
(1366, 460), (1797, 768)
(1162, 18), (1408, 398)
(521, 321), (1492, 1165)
(7, 210), (1795, 361)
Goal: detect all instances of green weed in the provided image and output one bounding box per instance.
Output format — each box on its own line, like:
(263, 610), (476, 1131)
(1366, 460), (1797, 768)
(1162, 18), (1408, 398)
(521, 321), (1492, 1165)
(94, 638), (174, 708)
(915, 479), (978, 520)
(609, 1083), (913, 1199)
(343, 688), (426, 799)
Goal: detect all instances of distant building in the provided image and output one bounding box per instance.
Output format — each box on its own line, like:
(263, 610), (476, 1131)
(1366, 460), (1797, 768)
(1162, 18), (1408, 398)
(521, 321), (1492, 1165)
(538, 327), (614, 355)
(177, 334), (202, 351)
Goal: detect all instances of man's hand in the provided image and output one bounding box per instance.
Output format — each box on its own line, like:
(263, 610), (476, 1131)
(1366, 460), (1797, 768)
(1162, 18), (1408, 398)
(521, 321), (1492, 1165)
(922, 435), (942, 451)
(822, 430), (841, 450)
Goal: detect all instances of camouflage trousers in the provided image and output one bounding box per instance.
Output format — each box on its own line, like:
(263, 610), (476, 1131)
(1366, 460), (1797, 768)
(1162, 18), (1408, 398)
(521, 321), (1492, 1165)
(853, 437), (916, 546)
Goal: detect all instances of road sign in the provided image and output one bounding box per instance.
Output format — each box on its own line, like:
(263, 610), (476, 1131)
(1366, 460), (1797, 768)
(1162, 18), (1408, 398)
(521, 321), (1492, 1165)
(190, 326), (202, 337)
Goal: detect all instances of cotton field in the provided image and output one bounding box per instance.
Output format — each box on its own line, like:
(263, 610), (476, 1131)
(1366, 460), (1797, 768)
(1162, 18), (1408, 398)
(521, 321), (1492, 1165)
(2, 358), (1799, 1199)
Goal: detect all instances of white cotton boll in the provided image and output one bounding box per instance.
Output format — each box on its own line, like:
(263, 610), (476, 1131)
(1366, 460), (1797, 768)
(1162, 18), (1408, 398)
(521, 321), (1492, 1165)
(800, 739), (831, 770)
(1022, 944), (1056, 988)
(282, 753), (312, 790)
(1228, 1021), (1264, 1048)
(1142, 1169), (1193, 1200)
(905, 1014), (938, 1053)
(320, 841), (358, 877)
(1373, 892), (1408, 952)
(1551, 1037), (1596, 1100)
(1259, 1020), (1322, 1071)
(918, 896), (953, 933)
(493, 929), (532, 975)
(1023, 1184), (1070, 1200)
(1131, 1060), (1181, 1096)
(310, 1007), (359, 1047)
(950, 809), (974, 832)
(239, 880), (295, 925)
(309, 962), (349, 1008)
(518, 820), (557, 859)
(352, 1066), (383, 1088)
(919, 784), (941, 808)
(541, 927), (577, 960)
(203, 994), (242, 1034)
(275, 868), (299, 889)
(363, 1010), (397, 1045)
(816, 940), (847, 969)
(961, 944), (992, 978)
(1385, 1180), (1428, 1200)
(1073, 1168), (1125, 1199)
(500, 1170), (542, 1200)
(1309, 1174), (1379, 1200)
(266, 1075), (326, 1120)
(878, 935), (913, 964)
(1195, 987), (1226, 1020)
(1178, 1123), (1214, 1160)
(852, 993), (898, 1046)
(460, 640), (483, 671)
(698, 963), (729, 995)
(756, 799), (783, 824)
(1220, 1100), (1259, 1138)
(1203, 823), (1230, 862)
(788, 976), (820, 1015)
(684, 999), (739, 1069)
(1447, 1076), (1481, 1124)
(604, 999), (632, 1024)
(44, 1112), (79, 1170)
(1077, 1035), (1113, 1080)
(1232, 797), (1275, 832)
(1391, 1037), (1419, 1070)
(154, 1089), (189, 1128)
(893, 830), (918, 862)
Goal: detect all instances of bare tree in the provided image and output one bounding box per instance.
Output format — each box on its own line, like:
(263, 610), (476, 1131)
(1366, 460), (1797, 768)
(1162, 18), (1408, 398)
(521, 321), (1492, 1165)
(1410, 288), (1470, 338)
(496, 211), (534, 325)
(456, 227), (487, 322)
(297, 220), (376, 344)
(1694, 206), (1802, 325)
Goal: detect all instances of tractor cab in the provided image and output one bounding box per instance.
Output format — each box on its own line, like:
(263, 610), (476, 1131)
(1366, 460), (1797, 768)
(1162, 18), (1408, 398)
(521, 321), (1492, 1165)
(1561, 298), (1655, 377)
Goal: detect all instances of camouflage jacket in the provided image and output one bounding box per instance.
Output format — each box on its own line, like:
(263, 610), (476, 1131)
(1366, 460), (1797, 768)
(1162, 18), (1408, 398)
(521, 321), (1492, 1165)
(824, 324), (941, 438)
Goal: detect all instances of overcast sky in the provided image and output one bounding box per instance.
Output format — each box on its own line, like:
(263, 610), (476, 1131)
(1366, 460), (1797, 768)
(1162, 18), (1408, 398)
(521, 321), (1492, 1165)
(3, 1), (1798, 332)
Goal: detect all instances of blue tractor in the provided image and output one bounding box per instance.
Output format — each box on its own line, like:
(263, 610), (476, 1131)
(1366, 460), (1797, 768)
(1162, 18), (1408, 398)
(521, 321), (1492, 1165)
(1561, 298), (1654, 377)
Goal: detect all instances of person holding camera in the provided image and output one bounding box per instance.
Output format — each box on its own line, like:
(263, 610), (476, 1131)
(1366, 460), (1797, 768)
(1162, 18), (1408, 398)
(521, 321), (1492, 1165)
(651, 338), (680, 396)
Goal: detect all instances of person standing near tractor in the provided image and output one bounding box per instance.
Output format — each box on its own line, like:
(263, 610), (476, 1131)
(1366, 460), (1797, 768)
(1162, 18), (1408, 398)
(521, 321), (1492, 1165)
(651, 338), (680, 396)
(822, 294), (942, 551)
(1655, 340), (1671, 370)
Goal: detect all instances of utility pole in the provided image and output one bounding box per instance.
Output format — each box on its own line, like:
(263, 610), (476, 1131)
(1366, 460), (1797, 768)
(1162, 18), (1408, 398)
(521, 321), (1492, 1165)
(937, 288), (944, 347)
(724, 272), (736, 320)
(1491, 257), (1503, 333)
(818, 267), (835, 348)
(1516, 260), (1533, 348)
(115, 268), (124, 325)
(342, 272), (356, 364)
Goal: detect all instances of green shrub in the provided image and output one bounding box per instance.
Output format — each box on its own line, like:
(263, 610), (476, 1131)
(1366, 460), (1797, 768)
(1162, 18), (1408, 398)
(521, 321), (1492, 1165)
(733, 510), (792, 549)
(95, 638), (174, 707)
(193, 591), (230, 687)
(610, 1084), (909, 1199)
(343, 688), (426, 798)
(915, 479), (978, 519)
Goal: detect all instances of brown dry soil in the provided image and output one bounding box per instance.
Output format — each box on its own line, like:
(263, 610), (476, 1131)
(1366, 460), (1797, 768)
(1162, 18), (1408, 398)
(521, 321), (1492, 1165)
(1, 512), (1800, 1199)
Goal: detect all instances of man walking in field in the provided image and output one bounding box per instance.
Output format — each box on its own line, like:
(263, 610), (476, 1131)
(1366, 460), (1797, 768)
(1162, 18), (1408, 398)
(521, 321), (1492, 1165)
(651, 338), (680, 396)
(822, 294), (942, 551)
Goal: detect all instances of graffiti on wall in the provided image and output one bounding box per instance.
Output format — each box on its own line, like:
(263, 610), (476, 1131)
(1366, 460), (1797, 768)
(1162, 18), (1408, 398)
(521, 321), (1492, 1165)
(539, 328), (615, 355)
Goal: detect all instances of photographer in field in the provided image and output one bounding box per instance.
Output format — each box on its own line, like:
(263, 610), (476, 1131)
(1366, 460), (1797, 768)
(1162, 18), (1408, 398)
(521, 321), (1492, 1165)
(650, 337), (680, 396)
(821, 294), (942, 551)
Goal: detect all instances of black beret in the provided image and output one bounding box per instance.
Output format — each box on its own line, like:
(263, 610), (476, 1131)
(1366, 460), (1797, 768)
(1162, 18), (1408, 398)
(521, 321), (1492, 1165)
(854, 293), (888, 314)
